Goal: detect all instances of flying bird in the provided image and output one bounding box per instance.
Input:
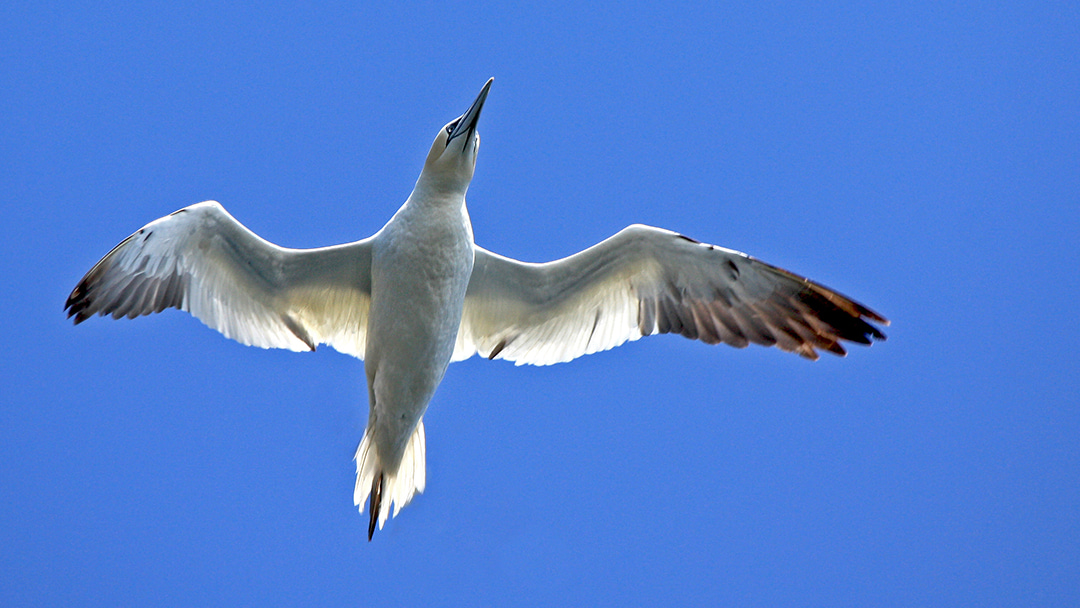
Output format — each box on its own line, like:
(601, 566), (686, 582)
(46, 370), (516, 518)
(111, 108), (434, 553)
(65, 78), (888, 540)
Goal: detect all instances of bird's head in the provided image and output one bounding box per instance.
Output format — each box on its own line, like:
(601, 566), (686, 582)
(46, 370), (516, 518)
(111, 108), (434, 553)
(419, 78), (493, 194)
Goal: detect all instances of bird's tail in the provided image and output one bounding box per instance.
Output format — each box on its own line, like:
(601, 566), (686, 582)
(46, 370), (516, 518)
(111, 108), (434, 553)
(354, 418), (427, 540)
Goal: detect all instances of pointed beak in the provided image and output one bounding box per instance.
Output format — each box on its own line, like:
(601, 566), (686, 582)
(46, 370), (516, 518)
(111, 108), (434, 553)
(447, 78), (493, 146)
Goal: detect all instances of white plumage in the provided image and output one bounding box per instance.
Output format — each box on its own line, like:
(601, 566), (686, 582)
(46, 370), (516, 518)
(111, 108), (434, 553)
(66, 78), (887, 539)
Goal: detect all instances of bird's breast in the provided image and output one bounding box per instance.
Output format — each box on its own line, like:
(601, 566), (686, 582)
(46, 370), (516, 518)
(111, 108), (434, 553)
(366, 204), (475, 368)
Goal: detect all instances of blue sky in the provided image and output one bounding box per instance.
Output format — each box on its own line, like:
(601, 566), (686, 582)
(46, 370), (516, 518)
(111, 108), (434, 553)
(3, 1), (1077, 606)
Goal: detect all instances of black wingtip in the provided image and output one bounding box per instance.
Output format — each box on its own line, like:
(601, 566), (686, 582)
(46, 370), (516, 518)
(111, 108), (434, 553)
(64, 284), (91, 324)
(367, 473), (384, 541)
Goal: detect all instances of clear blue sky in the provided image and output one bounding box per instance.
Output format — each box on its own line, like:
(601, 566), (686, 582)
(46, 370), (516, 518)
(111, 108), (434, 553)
(3, 2), (1077, 606)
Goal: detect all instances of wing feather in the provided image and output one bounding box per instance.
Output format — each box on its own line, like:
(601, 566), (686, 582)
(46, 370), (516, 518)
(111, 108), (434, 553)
(454, 224), (886, 366)
(66, 201), (373, 359)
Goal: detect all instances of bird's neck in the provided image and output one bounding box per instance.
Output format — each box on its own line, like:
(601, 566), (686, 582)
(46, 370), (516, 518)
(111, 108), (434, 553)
(408, 174), (470, 210)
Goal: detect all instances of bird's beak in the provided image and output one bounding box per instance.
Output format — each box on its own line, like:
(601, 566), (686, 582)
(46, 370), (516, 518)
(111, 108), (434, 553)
(447, 78), (493, 147)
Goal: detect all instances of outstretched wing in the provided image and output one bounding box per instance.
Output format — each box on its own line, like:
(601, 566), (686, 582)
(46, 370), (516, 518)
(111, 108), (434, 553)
(66, 201), (374, 359)
(454, 224), (887, 365)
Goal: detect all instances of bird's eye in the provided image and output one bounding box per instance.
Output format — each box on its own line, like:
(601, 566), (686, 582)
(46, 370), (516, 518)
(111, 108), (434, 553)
(443, 119), (461, 148)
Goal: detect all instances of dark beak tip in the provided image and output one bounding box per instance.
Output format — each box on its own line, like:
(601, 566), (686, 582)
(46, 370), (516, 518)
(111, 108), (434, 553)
(448, 79), (493, 144)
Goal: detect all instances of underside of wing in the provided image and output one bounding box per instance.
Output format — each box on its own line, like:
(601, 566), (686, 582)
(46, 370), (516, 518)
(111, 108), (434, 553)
(454, 224), (887, 366)
(66, 201), (374, 359)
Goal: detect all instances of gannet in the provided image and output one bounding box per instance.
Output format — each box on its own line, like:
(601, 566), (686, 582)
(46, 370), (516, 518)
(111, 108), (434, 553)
(65, 78), (888, 540)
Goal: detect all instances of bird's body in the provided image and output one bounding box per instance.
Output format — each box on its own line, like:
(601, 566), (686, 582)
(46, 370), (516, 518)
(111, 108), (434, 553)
(66, 79), (888, 539)
(367, 198), (473, 471)
(360, 182), (476, 534)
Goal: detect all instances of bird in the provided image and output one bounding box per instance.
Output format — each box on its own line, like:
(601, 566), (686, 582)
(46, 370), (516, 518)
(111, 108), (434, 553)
(65, 78), (888, 540)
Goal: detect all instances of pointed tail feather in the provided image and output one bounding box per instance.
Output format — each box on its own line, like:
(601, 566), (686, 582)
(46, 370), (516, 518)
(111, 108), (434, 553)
(354, 419), (427, 539)
(367, 473), (383, 541)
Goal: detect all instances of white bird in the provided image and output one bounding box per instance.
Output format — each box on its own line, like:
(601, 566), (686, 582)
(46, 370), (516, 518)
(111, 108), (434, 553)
(66, 78), (888, 540)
